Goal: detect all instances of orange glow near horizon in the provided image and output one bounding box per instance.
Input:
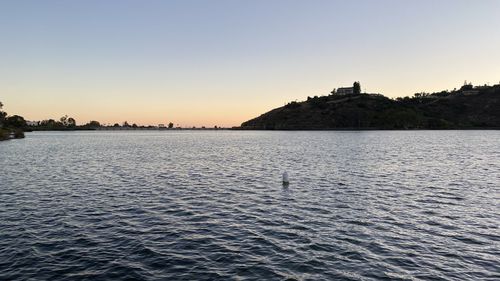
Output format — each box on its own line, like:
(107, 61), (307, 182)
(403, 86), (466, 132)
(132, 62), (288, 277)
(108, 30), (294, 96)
(3, 74), (500, 127)
(0, 72), (500, 128)
(1, 1), (499, 126)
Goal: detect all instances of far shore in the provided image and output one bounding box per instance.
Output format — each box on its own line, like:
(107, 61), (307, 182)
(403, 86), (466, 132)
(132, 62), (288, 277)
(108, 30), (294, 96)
(24, 127), (500, 132)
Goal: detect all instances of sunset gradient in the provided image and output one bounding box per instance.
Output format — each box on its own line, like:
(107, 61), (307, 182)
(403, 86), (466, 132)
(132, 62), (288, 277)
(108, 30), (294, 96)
(1, 0), (499, 127)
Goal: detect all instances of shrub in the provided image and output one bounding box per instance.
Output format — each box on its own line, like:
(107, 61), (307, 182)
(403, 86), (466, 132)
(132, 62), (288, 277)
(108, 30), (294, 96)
(14, 129), (25, 138)
(0, 129), (9, 140)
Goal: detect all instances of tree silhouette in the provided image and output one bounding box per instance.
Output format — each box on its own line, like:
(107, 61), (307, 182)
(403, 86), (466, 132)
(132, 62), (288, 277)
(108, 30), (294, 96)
(5, 115), (27, 128)
(460, 80), (473, 91)
(67, 117), (76, 128)
(60, 115), (68, 126)
(353, 81), (361, 94)
(84, 121), (100, 129)
(0, 102), (6, 127)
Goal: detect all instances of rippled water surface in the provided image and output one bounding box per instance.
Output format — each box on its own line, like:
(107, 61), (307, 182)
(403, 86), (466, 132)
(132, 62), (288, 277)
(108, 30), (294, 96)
(1, 131), (499, 280)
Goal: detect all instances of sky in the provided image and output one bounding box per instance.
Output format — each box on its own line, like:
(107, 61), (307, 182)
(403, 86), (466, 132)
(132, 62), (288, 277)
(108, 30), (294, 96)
(1, 0), (499, 127)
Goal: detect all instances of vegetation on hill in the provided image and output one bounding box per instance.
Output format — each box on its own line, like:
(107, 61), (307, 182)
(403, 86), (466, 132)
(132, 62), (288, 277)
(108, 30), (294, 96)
(240, 83), (500, 130)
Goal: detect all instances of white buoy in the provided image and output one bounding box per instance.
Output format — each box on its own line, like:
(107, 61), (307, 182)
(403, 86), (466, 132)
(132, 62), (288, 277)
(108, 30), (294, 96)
(282, 171), (289, 185)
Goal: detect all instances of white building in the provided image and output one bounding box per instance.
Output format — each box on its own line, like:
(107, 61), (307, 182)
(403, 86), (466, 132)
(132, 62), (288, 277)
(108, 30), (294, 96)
(336, 87), (354, 95)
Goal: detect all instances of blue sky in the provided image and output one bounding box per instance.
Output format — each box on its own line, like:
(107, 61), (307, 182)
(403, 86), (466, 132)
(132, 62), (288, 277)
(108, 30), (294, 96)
(1, 0), (499, 126)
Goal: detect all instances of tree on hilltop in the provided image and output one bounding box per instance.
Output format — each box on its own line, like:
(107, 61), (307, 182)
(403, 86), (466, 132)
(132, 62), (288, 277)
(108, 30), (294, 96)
(353, 81), (361, 94)
(460, 80), (473, 91)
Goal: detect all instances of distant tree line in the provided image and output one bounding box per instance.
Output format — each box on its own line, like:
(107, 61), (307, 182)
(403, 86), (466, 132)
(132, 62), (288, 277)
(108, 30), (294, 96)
(31, 118), (179, 131)
(0, 102), (25, 140)
(0, 101), (184, 136)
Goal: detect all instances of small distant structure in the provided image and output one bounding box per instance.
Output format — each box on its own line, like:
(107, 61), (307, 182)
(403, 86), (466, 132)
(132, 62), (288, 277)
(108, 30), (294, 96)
(461, 90), (479, 96)
(26, 121), (40, 126)
(158, 124), (165, 128)
(332, 81), (361, 95)
(459, 81), (479, 96)
(335, 87), (355, 95)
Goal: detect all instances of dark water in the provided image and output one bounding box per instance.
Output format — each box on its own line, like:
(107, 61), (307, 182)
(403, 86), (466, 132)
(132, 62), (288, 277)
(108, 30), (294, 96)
(1, 131), (499, 280)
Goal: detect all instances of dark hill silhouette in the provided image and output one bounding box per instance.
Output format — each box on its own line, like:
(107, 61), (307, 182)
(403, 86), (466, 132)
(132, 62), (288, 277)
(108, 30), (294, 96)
(240, 84), (500, 130)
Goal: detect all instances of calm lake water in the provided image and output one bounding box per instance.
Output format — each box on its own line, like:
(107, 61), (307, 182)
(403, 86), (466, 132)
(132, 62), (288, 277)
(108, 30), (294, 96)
(1, 131), (499, 280)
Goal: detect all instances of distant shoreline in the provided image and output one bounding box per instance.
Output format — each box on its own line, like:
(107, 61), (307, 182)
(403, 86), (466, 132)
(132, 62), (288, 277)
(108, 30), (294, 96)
(24, 127), (500, 132)
(231, 127), (500, 131)
(3, 83), (499, 134)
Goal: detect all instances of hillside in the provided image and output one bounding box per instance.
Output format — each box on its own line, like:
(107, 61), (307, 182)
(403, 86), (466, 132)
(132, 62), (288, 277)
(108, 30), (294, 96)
(240, 84), (500, 130)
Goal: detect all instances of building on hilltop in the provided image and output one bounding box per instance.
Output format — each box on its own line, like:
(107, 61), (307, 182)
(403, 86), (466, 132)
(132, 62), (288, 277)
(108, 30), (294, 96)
(335, 87), (354, 95)
(332, 81), (361, 95)
(461, 90), (479, 96)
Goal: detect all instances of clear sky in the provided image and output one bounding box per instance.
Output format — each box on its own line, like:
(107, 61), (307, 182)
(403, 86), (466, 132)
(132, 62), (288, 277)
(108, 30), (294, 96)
(1, 0), (499, 127)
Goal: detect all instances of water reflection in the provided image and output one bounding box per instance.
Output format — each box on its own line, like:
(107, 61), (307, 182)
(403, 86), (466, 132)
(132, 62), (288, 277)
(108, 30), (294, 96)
(0, 130), (499, 280)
